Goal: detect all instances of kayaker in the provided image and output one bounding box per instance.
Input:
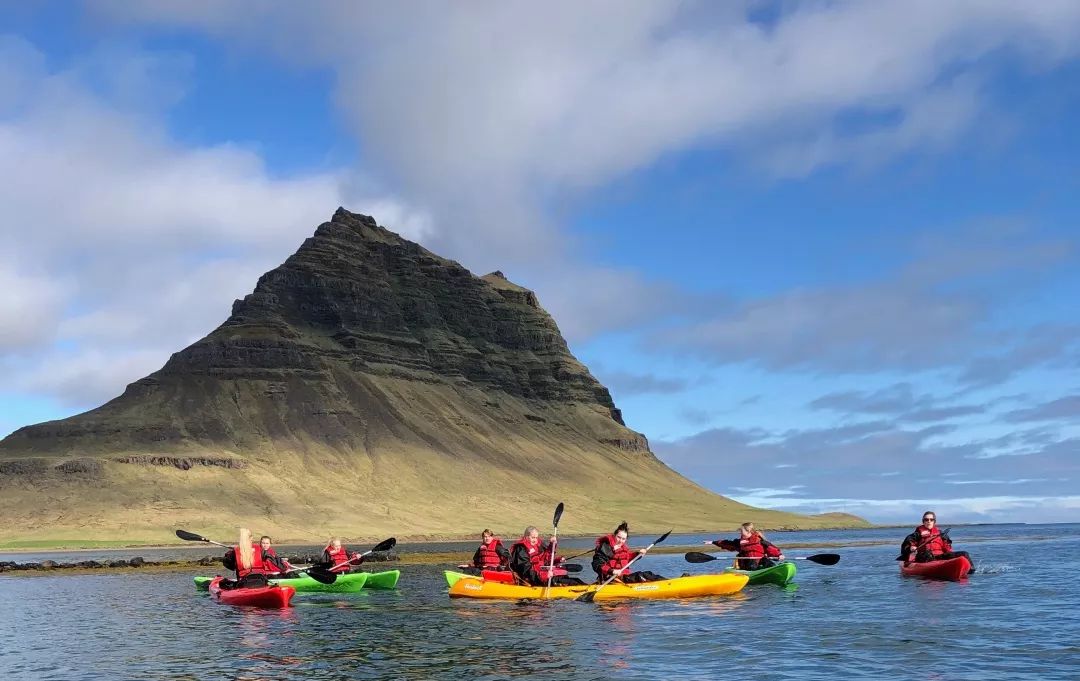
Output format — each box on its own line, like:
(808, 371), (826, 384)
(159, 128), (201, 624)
(900, 512), (973, 564)
(321, 537), (363, 573)
(591, 521), (665, 583)
(258, 535), (293, 576)
(705, 522), (784, 570)
(221, 528), (276, 583)
(510, 526), (586, 586)
(470, 529), (509, 572)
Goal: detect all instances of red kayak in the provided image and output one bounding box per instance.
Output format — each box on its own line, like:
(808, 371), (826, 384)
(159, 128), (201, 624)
(900, 556), (972, 581)
(209, 576), (296, 608)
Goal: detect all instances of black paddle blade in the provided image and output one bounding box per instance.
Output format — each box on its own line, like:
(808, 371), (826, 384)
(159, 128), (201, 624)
(684, 551), (718, 564)
(575, 589), (597, 603)
(175, 529), (208, 542)
(806, 553), (841, 566)
(553, 502), (565, 528)
(561, 563), (583, 573)
(655, 530), (672, 544)
(371, 537), (396, 553)
(303, 566), (338, 584)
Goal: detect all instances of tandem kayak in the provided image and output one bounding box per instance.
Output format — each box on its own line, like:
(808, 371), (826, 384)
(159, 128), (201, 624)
(208, 576), (295, 608)
(900, 556), (972, 581)
(725, 561), (797, 586)
(195, 570), (399, 593)
(448, 573), (749, 601)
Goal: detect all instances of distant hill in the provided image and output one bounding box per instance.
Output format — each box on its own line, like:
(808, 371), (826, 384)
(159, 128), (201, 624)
(0, 209), (868, 544)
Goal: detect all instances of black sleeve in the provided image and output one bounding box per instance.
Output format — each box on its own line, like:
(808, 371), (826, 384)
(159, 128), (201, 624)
(716, 539), (740, 551)
(472, 546), (483, 567)
(592, 541), (613, 577)
(222, 549), (236, 572)
(264, 551), (288, 572)
(496, 543), (510, 560)
(510, 545), (540, 584)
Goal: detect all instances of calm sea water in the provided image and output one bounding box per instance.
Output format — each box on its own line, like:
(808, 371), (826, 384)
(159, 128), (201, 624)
(2, 524), (1078, 680)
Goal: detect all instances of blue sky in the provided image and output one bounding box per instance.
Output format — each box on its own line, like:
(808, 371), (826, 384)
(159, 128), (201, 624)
(1, 1), (1078, 524)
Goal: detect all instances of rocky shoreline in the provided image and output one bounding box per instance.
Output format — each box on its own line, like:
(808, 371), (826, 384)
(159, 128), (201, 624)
(0, 551), (400, 574)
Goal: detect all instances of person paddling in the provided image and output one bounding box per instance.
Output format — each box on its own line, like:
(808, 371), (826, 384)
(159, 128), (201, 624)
(591, 521), (665, 584)
(321, 537), (363, 573)
(258, 535), (293, 576)
(900, 511), (972, 564)
(705, 522), (784, 570)
(510, 526), (585, 586)
(221, 528), (289, 582)
(467, 529), (509, 574)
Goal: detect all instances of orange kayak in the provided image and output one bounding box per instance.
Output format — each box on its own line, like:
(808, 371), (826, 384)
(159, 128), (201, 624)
(448, 573), (748, 601)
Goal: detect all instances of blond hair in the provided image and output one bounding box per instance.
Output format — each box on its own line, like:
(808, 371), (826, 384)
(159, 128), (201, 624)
(741, 522), (766, 541)
(238, 528), (254, 570)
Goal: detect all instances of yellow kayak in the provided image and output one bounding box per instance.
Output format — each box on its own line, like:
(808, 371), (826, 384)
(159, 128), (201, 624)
(448, 573), (749, 601)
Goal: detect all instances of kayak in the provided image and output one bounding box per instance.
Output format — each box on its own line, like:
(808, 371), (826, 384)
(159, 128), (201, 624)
(362, 569), (400, 589)
(444, 569), (513, 587)
(208, 576), (295, 608)
(195, 569), (398, 593)
(448, 573), (749, 601)
(725, 561), (797, 586)
(901, 556), (972, 581)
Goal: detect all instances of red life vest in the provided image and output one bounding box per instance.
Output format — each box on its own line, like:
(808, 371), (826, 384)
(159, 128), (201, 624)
(233, 543), (267, 577)
(738, 532), (781, 558)
(324, 544), (349, 572)
(913, 526), (948, 556)
(476, 537), (506, 568)
(512, 537), (550, 572)
(596, 534), (635, 576)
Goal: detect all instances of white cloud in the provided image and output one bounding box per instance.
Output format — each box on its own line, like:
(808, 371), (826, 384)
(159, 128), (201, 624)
(0, 37), (425, 407)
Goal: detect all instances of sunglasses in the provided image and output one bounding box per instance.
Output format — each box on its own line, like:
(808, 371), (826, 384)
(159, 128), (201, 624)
(922, 517), (936, 521)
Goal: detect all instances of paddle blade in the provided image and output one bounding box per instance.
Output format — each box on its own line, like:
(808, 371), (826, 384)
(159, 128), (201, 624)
(561, 563), (583, 573)
(684, 551), (718, 564)
(575, 589), (597, 603)
(304, 566), (338, 584)
(806, 553), (840, 566)
(553, 502), (565, 528)
(371, 537), (396, 553)
(655, 530), (672, 544)
(175, 529), (208, 542)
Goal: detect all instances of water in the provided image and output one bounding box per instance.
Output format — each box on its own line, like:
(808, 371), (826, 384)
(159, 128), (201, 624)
(2, 524), (1078, 680)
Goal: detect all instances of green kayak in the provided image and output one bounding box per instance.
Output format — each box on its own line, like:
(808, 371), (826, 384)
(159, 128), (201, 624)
(194, 569), (398, 593)
(724, 561), (796, 585)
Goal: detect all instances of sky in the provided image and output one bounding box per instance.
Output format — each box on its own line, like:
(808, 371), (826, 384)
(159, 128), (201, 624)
(1, 1), (1078, 524)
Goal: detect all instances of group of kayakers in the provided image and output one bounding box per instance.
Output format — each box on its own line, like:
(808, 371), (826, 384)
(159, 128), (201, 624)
(223, 510), (970, 586)
(224, 528), (365, 583)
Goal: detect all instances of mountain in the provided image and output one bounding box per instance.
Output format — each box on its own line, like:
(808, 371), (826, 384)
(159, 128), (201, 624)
(0, 209), (867, 545)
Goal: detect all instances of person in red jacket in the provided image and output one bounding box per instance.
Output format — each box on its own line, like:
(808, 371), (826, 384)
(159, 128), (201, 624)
(321, 537), (363, 573)
(705, 522), (784, 570)
(258, 535), (292, 576)
(509, 526), (585, 586)
(471, 529), (510, 571)
(591, 521), (665, 583)
(900, 511), (972, 564)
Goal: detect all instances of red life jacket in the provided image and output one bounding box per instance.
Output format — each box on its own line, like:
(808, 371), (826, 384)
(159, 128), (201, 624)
(324, 545), (349, 572)
(511, 537), (550, 572)
(233, 544), (267, 577)
(476, 537), (506, 568)
(738, 532), (781, 558)
(596, 534), (635, 576)
(913, 526), (948, 556)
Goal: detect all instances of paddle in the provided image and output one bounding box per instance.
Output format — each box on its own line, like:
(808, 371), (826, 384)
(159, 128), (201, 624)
(543, 502), (565, 597)
(576, 530), (671, 603)
(174, 528), (336, 584)
(684, 551), (840, 566)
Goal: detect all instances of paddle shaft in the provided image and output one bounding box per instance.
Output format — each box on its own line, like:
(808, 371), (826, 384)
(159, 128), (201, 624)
(544, 503), (565, 597)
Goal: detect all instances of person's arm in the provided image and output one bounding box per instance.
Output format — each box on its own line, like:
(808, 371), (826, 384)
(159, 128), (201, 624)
(591, 542), (615, 578)
(762, 539), (783, 559)
(496, 543), (510, 563)
(472, 546), (483, 568)
(715, 539), (740, 551)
